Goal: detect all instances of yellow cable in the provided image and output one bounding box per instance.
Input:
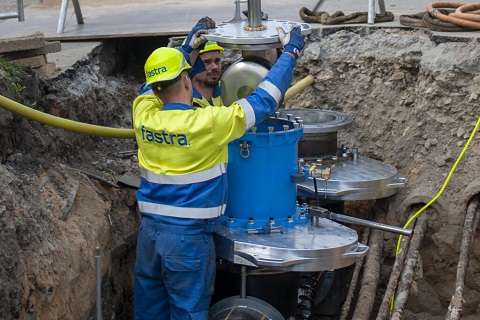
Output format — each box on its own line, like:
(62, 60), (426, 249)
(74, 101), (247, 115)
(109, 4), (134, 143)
(0, 94), (135, 139)
(390, 116), (480, 312)
(396, 117), (480, 254)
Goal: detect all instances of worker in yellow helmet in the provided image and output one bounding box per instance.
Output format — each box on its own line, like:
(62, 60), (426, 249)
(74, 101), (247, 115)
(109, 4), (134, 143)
(138, 40), (225, 109)
(132, 16), (305, 320)
(191, 40), (224, 108)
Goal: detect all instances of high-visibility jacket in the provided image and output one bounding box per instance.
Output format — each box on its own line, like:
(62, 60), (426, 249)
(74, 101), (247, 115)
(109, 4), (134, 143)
(192, 85), (223, 108)
(137, 84), (223, 109)
(132, 53), (296, 229)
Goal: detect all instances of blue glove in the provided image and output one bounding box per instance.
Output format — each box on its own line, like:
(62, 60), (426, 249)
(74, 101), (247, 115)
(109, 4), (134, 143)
(181, 26), (208, 54)
(181, 17), (216, 54)
(277, 26), (305, 59)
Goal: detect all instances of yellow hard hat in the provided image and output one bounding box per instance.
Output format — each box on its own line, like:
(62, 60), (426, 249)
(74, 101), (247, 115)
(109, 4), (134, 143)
(144, 47), (192, 86)
(199, 40), (224, 54)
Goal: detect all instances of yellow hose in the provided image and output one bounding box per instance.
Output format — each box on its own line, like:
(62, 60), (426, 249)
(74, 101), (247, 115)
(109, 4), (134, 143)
(284, 75), (315, 102)
(0, 94), (135, 139)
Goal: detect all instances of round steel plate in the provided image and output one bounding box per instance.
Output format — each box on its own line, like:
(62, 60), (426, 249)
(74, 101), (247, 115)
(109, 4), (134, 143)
(277, 109), (353, 134)
(215, 218), (368, 272)
(205, 20), (312, 50)
(297, 156), (407, 201)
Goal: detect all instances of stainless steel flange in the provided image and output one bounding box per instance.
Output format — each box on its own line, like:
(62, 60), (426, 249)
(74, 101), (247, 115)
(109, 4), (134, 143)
(205, 20), (312, 50)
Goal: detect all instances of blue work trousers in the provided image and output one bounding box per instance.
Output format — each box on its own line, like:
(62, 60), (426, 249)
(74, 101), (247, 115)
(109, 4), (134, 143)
(134, 220), (216, 320)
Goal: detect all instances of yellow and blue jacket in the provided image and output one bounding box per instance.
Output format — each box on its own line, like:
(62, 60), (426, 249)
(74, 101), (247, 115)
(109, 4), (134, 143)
(138, 83), (223, 109)
(132, 53), (296, 229)
(192, 85), (223, 108)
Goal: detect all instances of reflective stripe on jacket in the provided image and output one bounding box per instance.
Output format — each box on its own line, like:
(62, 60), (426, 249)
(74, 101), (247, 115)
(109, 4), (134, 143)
(132, 53), (296, 226)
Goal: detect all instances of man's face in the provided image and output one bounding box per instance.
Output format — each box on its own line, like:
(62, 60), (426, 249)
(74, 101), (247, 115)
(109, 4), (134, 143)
(195, 51), (222, 88)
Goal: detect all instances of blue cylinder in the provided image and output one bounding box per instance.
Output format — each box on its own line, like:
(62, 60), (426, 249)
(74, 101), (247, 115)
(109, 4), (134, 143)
(223, 118), (304, 228)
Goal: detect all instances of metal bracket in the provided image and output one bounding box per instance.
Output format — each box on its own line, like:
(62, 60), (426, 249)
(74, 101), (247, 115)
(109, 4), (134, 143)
(247, 225), (283, 234)
(57, 0), (84, 34)
(0, 0), (25, 22)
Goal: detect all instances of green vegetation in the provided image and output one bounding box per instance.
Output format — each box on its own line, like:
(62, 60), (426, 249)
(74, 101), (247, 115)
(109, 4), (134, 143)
(0, 57), (26, 95)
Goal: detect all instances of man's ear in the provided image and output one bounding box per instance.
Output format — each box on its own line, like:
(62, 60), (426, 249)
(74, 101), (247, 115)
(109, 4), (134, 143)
(183, 72), (191, 90)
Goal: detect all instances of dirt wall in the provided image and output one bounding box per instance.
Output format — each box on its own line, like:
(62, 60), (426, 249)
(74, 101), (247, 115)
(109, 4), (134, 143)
(291, 27), (480, 319)
(1, 26), (480, 319)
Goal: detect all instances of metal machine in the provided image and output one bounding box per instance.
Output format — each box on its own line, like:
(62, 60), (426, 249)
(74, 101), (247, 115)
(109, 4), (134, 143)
(205, 1), (409, 319)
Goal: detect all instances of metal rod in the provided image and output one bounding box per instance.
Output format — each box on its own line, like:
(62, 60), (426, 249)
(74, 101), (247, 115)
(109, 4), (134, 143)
(308, 206), (413, 237)
(378, 0), (386, 15)
(95, 246), (103, 320)
(312, 0), (323, 12)
(16, 0), (24, 21)
(71, 0), (84, 24)
(368, 0), (376, 24)
(240, 266), (247, 299)
(247, 0), (262, 27)
(57, 0), (69, 34)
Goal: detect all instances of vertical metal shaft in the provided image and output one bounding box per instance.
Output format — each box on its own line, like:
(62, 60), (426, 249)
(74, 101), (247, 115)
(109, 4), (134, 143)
(247, 0), (262, 28)
(240, 266), (247, 299)
(95, 246), (103, 320)
(378, 0), (386, 15)
(368, 0), (376, 24)
(57, 0), (69, 33)
(16, 0), (24, 21)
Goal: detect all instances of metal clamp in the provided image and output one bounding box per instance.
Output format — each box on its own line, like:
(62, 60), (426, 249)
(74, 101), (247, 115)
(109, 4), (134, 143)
(247, 225), (283, 234)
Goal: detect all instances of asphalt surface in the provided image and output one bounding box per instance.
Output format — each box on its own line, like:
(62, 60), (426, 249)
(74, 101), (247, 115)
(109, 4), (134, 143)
(0, 0), (468, 40)
(2, 1), (480, 73)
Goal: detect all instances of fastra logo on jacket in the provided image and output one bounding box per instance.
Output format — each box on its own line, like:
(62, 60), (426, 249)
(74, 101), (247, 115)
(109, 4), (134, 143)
(140, 126), (189, 146)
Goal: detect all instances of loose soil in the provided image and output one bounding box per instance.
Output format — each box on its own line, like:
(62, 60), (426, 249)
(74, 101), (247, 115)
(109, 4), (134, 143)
(1, 26), (480, 320)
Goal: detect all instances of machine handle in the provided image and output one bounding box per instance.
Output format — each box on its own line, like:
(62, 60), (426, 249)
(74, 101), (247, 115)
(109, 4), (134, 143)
(297, 184), (364, 196)
(384, 177), (407, 189)
(308, 206), (413, 237)
(235, 251), (309, 267)
(340, 243), (369, 259)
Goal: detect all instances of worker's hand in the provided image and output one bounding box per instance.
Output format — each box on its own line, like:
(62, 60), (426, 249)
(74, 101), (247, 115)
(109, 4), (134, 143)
(182, 26), (208, 54)
(277, 26), (305, 59)
(182, 17), (216, 54)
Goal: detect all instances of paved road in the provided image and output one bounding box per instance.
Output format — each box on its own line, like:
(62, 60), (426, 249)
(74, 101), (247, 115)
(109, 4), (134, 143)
(0, 0), (465, 41)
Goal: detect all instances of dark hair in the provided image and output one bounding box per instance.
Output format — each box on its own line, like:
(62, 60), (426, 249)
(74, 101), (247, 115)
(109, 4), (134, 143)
(152, 74), (182, 93)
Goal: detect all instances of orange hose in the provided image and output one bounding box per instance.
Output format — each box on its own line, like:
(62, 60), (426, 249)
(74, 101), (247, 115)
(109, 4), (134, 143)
(427, 2), (480, 29)
(451, 3), (480, 22)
